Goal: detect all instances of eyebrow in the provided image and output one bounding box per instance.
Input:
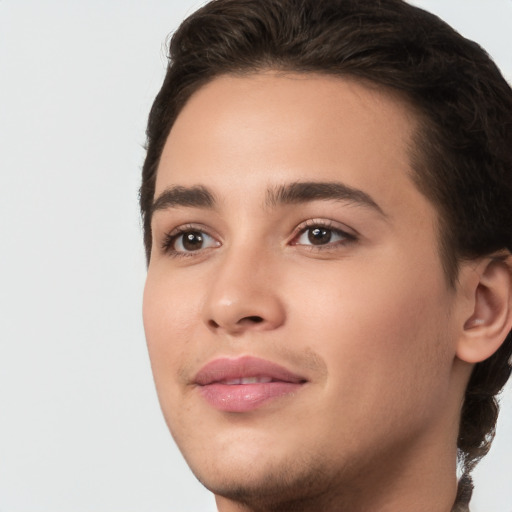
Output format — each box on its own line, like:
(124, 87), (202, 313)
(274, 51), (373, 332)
(151, 180), (385, 217)
(266, 181), (385, 215)
(151, 185), (216, 214)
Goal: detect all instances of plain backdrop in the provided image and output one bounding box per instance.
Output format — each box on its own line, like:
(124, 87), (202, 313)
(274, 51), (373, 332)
(0, 1), (511, 511)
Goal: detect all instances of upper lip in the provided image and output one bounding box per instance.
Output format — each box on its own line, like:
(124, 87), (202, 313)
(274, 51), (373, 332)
(194, 356), (307, 385)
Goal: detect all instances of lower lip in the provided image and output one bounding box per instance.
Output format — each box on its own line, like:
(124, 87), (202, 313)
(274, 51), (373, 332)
(198, 382), (303, 412)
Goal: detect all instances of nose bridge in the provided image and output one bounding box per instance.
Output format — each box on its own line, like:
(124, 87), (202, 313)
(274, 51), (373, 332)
(202, 240), (285, 333)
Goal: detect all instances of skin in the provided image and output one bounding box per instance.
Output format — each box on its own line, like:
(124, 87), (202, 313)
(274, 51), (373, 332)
(143, 73), (489, 511)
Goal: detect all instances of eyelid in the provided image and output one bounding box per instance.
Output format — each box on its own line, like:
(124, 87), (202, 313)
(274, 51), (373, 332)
(289, 218), (358, 247)
(160, 223), (221, 256)
(157, 218), (357, 257)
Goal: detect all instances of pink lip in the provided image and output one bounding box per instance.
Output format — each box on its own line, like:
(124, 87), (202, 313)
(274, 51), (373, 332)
(194, 356), (307, 412)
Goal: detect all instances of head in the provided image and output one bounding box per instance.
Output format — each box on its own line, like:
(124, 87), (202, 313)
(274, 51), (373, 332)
(141, 0), (512, 509)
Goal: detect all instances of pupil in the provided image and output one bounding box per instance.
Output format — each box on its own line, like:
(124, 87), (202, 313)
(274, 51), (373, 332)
(182, 231), (203, 251)
(308, 227), (331, 245)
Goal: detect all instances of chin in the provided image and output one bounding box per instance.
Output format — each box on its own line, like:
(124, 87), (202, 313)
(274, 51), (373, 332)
(200, 464), (330, 511)
(187, 444), (343, 511)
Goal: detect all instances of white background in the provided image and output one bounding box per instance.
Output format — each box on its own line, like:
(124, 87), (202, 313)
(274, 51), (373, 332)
(0, 1), (511, 511)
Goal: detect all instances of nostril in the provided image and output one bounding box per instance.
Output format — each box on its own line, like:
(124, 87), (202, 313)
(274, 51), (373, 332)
(206, 315), (264, 331)
(243, 316), (264, 323)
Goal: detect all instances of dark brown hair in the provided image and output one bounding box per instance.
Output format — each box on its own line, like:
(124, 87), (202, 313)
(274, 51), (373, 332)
(140, 0), (512, 500)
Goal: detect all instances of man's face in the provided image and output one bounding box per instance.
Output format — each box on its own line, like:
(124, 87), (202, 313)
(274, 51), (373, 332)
(143, 73), (464, 506)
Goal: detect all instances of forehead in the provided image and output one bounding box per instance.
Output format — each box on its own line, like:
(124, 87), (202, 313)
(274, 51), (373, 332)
(155, 72), (430, 224)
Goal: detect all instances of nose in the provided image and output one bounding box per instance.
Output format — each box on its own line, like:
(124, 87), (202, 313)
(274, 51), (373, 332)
(202, 247), (286, 335)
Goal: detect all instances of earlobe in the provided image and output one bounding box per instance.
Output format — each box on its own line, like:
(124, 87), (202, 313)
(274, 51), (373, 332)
(457, 257), (512, 364)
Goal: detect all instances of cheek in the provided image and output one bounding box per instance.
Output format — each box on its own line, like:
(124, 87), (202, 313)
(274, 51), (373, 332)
(289, 253), (454, 410)
(142, 271), (201, 387)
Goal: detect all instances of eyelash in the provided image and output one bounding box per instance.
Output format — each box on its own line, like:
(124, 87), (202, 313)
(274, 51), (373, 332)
(291, 219), (357, 250)
(160, 220), (357, 258)
(161, 224), (219, 258)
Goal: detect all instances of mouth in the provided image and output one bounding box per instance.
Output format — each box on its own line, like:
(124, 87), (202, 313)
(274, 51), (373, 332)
(193, 356), (307, 412)
(219, 376), (274, 385)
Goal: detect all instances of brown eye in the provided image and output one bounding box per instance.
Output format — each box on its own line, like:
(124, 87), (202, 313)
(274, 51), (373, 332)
(178, 231), (205, 251)
(163, 228), (220, 255)
(294, 223), (354, 248)
(308, 227), (332, 245)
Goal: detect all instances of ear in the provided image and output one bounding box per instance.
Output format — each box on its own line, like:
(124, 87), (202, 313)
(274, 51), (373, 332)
(456, 256), (512, 364)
